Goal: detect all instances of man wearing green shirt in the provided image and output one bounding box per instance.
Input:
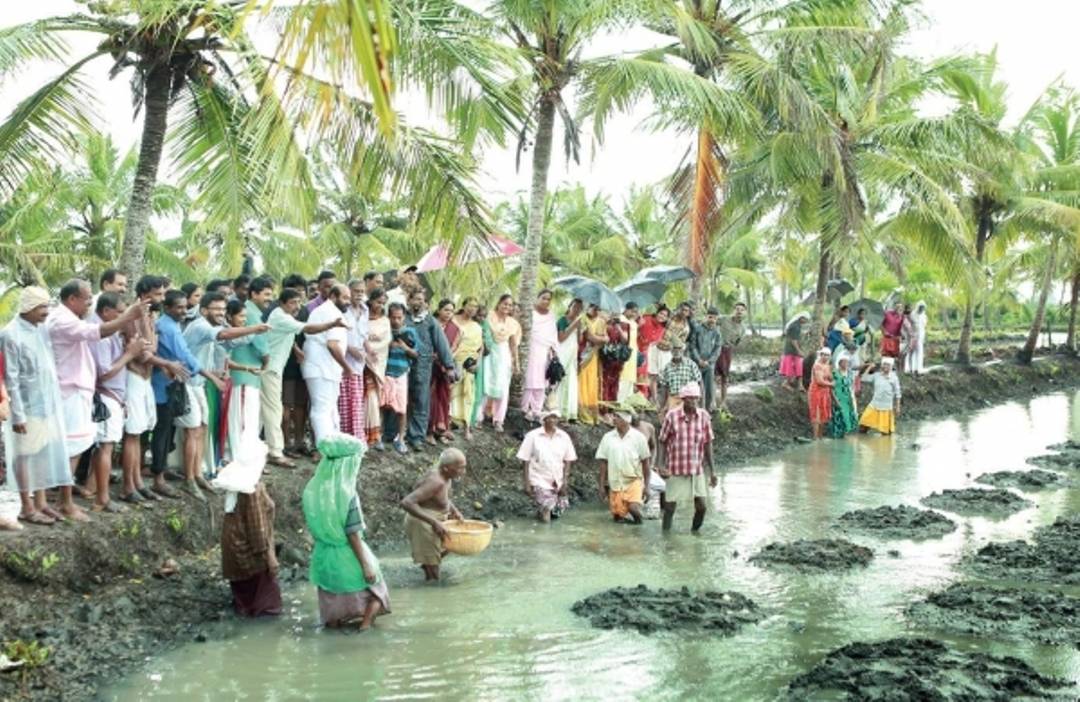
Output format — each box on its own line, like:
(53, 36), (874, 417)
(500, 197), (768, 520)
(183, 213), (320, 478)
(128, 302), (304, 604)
(261, 288), (346, 467)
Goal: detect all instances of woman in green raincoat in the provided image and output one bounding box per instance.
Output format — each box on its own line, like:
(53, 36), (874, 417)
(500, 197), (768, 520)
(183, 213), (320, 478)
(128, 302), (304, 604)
(302, 433), (390, 629)
(828, 351), (858, 438)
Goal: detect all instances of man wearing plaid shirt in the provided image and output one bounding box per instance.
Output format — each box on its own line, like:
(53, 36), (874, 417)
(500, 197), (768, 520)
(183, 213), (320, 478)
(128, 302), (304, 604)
(658, 382), (715, 532)
(657, 341), (702, 412)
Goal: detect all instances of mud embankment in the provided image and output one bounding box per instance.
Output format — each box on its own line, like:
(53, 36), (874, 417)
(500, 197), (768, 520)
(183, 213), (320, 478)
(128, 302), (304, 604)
(968, 516), (1080, 584)
(2, 358), (1080, 700)
(570, 585), (762, 635)
(836, 505), (956, 540)
(907, 583), (1080, 646)
(786, 638), (1075, 701)
(750, 539), (874, 571)
(920, 488), (1032, 518)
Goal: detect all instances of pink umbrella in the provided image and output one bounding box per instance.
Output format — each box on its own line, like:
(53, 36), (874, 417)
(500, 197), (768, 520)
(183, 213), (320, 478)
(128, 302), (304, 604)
(415, 234), (524, 273)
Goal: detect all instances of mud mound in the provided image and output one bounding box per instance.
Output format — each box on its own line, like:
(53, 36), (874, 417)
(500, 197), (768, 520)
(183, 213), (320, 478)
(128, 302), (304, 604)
(786, 637), (1074, 701)
(975, 469), (1067, 490)
(920, 488), (1032, 517)
(1027, 453), (1079, 470)
(570, 585), (762, 635)
(907, 583), (1080, 645)
(836, 505), (956, 539)
(1046, 440), (1080, 452)
(969, 516), (1080, 584)
(750, 539), (873, 571)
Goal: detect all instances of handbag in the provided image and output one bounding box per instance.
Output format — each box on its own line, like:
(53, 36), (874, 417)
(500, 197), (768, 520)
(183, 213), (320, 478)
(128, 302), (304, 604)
(92, 393), (111, 423)
(601, 342), (632, 363)
(166, 381), (189, 417)
(545, 355), (566, 386)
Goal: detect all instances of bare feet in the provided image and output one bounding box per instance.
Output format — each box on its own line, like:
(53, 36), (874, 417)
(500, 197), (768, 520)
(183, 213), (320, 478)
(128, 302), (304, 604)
(194, 476), (218, 494)
(60, 503), (90, 522)
(40, 505), (66, 522)
(0, 516), (24, 531)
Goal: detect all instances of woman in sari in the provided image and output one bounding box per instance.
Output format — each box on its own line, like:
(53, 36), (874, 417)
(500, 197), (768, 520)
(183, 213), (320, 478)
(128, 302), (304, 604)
(363, 290), (391, 450)
(601, 315), (629, 403)
(522, 290), (559, 423)
(828, 351), (858, 438)
(427, 300), (459, 445)
(481, 294), (521, 433)
(554, 299), (584, 421)
(450, 298), (483, 440)
(302, 434), (390, 630)
(577, 304), (608, 425)
(808, 347), (834, 439)
(470, 305), (492, 427)
(637, 304), (668, 398)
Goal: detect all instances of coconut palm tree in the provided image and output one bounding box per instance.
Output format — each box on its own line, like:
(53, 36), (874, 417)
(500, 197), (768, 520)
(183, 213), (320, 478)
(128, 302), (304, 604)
(0, 1), (512, 283)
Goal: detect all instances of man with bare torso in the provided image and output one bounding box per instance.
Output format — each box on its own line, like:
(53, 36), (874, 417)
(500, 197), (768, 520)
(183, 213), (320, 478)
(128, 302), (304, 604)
(400, 448), (465, 581)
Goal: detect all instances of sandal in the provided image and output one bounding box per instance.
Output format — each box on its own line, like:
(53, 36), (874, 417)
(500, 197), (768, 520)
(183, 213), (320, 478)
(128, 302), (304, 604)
(120, 491), (150, 507)
(92, 501), (127, 514)
(194, 476), (219, 494)
(40, 506), (66, 522)
(151, 484), (180, 499)
(18, 512), (54, 526)
(267, 455), (297, 469)
(138, 487), (162, 501)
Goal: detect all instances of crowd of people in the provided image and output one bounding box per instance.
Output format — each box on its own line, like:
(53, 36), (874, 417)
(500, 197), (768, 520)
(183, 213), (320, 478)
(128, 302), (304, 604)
(0, 267), (736, 625)
(781, 300), (926, 440)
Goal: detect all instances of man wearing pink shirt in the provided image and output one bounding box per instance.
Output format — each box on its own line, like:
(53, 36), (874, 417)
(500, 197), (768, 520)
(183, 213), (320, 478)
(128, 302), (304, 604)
(46, 279), (146, 521)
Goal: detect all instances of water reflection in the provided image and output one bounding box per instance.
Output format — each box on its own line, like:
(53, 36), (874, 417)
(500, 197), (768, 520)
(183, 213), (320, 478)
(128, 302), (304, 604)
(105, 392), (1080, 701)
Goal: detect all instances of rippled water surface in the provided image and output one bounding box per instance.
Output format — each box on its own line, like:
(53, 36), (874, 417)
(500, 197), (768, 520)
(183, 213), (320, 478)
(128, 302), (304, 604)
(105, 391), (1080, 701)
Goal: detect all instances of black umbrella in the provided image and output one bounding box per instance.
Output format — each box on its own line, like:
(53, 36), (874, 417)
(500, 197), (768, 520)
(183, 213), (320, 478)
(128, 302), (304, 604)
(553, 275), (624, 312)
(614, 279), (667, 308)
(799, 279), (856, 306)
(847, 298), (885, 330)
(634, 265), (696, 285)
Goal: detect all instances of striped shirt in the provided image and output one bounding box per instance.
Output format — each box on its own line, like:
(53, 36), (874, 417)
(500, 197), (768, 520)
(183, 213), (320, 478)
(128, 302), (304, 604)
(659, 406), (713, 476)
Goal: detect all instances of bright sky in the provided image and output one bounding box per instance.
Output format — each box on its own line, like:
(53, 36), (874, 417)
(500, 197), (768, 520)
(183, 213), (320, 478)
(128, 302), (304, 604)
(3, 0), (1080, 209)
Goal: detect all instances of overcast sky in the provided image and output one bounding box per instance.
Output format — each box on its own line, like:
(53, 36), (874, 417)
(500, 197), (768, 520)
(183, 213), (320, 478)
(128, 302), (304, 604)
(3, 0), (1080, 209)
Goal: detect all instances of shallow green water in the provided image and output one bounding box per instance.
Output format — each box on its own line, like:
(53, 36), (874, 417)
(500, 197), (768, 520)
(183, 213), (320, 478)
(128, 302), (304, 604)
(105, 391), (1080, 701)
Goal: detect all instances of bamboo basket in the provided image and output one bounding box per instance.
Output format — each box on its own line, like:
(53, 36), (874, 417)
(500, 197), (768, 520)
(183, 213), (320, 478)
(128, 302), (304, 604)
(441, 519), (493, 556)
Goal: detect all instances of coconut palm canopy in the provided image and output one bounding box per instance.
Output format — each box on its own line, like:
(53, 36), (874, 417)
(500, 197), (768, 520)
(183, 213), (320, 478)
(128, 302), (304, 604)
(2, 0), (1080, 361)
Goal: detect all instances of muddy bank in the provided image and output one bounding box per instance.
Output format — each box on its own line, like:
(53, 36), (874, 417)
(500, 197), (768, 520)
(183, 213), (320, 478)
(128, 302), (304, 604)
(750, 539), (873, 571)
(570, 585), (762, 635)
(785, 637), (1075, 701)
(3, 358), (1080, 700)
(920, 488), (1032, 518)
(836, 505), (956, 540)
(907, 583), (1080, 646)
(1028, 453), (1080, 470)
(968, 516), (1080, 584)
(975, 469), (1068, 490)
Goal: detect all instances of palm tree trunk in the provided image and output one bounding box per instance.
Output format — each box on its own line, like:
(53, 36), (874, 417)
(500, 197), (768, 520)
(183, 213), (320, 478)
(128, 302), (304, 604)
(1019, 237), (1058, 364)
(1067, 269), (1080, 354)
(119, 65), (171, 283)
(517, 97), (556, 342)
(810, 244), (830, 344)
(956, 221), (991, 365)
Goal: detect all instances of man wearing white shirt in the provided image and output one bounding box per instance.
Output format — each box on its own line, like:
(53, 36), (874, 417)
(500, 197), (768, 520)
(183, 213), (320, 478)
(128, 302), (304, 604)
(302, 284), (353, 443)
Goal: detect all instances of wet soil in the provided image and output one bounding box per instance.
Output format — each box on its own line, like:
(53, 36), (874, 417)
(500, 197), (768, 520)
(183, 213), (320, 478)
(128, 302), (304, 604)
(2, 358), (1079, 700)
(975, 470), (1068, 490)
(919, 488), (1033, 518)
(1027, 452), (1080, 470)
(907, 583), (1080, 646)
(570, 585), (763, 636)
(785, 637), (1075, 701)
(750, 539), (874, 571)
(835, 505), (957, 540)
(968, 516), (1080, 584)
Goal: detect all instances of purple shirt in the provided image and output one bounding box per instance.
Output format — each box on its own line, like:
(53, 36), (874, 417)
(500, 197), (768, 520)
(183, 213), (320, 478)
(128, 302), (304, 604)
(45, 304), (101, 395)
(89, 313), (127, 401)
(305, 295), (326, 313)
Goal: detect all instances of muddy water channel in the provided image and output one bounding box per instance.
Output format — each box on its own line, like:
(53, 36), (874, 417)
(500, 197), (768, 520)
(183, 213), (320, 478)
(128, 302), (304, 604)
(105, 391), (1080, 700)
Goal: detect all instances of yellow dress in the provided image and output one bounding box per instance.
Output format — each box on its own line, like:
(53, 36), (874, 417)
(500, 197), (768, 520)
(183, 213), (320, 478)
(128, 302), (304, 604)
(858, 407), (895, 434)
(577, 315), (606, 425)
(451, 320), (483, 424)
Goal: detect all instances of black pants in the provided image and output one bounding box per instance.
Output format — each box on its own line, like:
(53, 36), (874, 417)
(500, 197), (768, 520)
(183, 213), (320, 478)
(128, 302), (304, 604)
(150, 402), (176, 475)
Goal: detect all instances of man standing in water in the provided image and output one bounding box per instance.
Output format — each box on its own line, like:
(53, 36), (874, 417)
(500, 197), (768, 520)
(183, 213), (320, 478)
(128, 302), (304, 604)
(658, 383), (716, 533)
(518, 409), (577, 522)
(400, 448), (466, 581)
(596, 411), (651, 524)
